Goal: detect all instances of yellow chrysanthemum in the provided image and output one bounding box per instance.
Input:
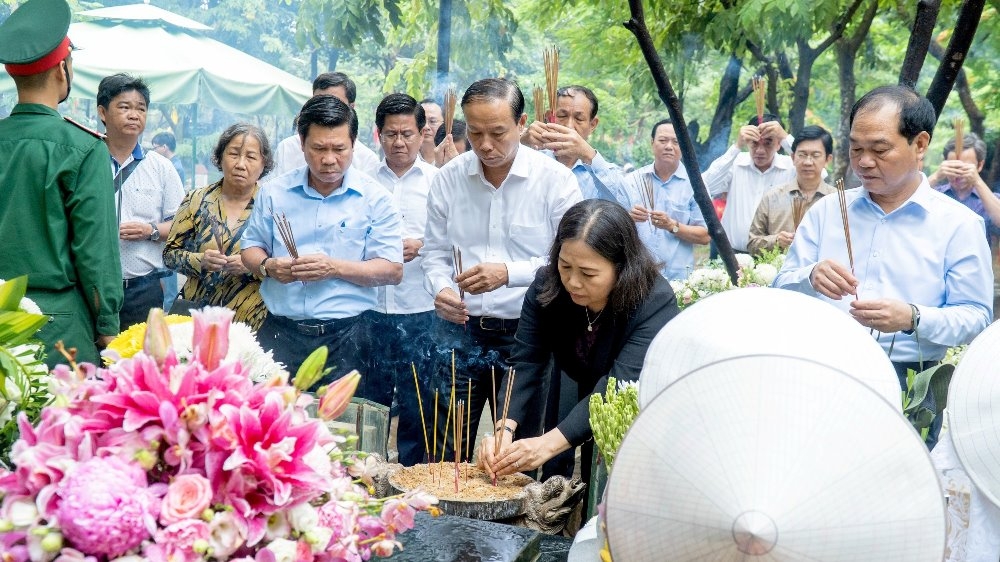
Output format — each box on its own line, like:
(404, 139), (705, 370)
(105, 315), (193, 362)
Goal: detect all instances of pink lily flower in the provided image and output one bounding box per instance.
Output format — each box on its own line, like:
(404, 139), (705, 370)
(192, 307), (235, 371)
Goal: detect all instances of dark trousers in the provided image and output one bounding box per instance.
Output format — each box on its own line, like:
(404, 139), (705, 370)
(893, 360), (942, 450)
(120, 273), (165, 330)
(257, 311), (383, 403)
(541, 369), (578, 480)
(430, 315), (518, 464)
(366, 310), (435, 466)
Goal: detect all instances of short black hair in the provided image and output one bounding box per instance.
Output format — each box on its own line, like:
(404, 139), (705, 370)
(435, 120), (468, 147)
(850, 85), (936, 143)
(537, 199), (660, 313)
(375, 93), (425, 131)
(296, 95), (358, 143)
(212, 123), (274, 177)
(419, 98), (439, 107)
(97, 73), (150, 109)
(461, 78), (524, 123)
(943, 131), (987, 162)
(557, 85), (599, 120)
(747, 113), (783, 128)
(151, 131), (176, 152)
(791, 125), (833, 155)
(650, 118), (673, 139)
(312, 72), (356, 103)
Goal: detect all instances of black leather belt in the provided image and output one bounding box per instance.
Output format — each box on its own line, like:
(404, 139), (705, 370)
(271, 314), (352, 337)
(123, 271), (163, 289)
(470, 315), (518, 332)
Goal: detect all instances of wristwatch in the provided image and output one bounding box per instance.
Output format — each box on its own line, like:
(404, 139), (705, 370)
(259, 258), (270, 278)
(147, 222), (160, 241)
(670, 221), (680, 234)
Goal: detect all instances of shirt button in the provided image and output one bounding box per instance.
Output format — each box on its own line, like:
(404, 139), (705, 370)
(872, 252), (879, 258)
(880, 219), (887, 224)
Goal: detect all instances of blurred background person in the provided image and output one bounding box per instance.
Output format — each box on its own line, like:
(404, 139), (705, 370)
(150, 130), (186, 188)
(478, 199), (679, 484)
(419, 97), (443, 164)
(433, 119), (468, 168)
(163, 123), (273, 328)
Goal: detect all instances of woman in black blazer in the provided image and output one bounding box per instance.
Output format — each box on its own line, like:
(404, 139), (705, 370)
(479, 199), (680, 480)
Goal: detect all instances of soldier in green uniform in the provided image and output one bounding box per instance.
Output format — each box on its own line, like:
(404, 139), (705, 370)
(0, 0), (123, 366)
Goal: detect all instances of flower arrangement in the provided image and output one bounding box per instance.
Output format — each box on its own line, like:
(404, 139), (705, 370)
(106, 315), (284, 383)
(0, 307), (437, 562)
(669, 248), (787, 309)
(0, 277), (50, 466)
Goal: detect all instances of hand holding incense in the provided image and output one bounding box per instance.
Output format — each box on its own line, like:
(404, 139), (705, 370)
(444, 88), (457, 137)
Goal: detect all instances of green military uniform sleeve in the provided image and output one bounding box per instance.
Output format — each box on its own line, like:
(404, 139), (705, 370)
(67, 138), (123, 336)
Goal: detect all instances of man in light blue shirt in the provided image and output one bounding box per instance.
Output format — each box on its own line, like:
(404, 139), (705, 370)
(773, 86), (993, 445)
(627, 119), (710, 279)
(520, 85), (630, 206)
(242, 95), (403, 398)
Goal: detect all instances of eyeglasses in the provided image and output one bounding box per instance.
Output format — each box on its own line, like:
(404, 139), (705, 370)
(380, 131), (421, 144)
(794, 151), (826, 162)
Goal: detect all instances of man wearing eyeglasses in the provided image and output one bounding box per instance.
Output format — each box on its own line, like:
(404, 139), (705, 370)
(747, 125), (836, 257)
(370, 93), (438, 464)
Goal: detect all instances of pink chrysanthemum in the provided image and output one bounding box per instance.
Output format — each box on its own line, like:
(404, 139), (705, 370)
(54, 457), (160, 558)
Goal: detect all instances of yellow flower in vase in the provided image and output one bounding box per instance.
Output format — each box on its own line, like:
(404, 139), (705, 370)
(105, 315), (193, 361)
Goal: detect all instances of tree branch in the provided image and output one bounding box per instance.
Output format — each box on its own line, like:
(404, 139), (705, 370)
(898, 0), (942, 87)
(814, 0), (866, 53)
(927, 39), (985, 138)
(624, 0), (740, 284)
(925, 0), (987, 120)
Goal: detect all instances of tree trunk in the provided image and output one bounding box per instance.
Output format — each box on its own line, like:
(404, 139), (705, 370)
(436, 0), (453, 92)
(327, 47), (340, 72)
(788, 41), (816, 136)
(624, 0), (740, 285)
(898, 0), (942, 87)
(988, 137), (1000, 189)
(925, 0), (987, 121)
(927, 40), (985, 138)
(701, 54), (743, 168)
(834, 0), (878, 183)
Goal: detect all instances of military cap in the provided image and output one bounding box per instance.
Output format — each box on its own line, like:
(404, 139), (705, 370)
(0, 0), (72, 76)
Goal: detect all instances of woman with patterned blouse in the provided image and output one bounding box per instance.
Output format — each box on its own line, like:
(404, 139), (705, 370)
(163, 123), (274, 329)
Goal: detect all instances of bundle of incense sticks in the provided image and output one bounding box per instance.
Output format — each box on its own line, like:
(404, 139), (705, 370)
(752, 76), (766, 125)
(465, 378), (472, 466)
(636, 174), (655, 233)
(207, 213), (226, 252)
(443, 87), (457, 137)
(834, 179), (855, 275)
(792, 194), (807, 231)
(269, 208), (299, 259)
(452, 246), (465, 300)
(412, 364), (431, 468)
(954, 117), (965, 158)
(543, 47), (559, 122)
(533, 87), (545, 123)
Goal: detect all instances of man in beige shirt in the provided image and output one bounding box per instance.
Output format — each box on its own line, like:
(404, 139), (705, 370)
(748, 125), (836, 256)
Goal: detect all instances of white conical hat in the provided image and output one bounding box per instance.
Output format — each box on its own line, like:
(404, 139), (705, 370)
(607, 355), (945, 561)
(639, 287), (899, 410)
(948, 321), (1000, 507)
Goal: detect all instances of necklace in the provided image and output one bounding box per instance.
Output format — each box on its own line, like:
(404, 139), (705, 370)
(585, 307), (604, 332)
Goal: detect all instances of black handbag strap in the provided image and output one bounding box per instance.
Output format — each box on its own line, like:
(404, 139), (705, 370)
(114, 158), (142, 224)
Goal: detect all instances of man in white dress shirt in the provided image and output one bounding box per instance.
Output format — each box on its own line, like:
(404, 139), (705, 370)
(97, 73), (184, 329)
(369, 93), (438, 465)
(702, 113), (797, 252)
(270, 72), (380, 178)
(422, 78), (582, 460)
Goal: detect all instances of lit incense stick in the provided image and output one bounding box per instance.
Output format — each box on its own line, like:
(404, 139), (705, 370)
(954, 118), (965, 158)
(834, 178), (855, 282)
(543, 47), (559, 122)
(752, 76), (766, 125)
(444, 88), (457, 137)
(533, 87), (545, 123)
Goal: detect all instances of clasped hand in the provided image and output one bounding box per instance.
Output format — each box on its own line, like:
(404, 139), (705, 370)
(202, 249), (248, 275)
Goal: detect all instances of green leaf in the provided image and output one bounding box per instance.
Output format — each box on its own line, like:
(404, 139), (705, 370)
(0, 311), (48, 347)
(0, 276), (28, 312)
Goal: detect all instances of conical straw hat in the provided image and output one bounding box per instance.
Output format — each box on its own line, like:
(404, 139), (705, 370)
(607, 355), (944, 561)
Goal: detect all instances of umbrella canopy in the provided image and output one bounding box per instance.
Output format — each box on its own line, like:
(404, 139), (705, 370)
(1, 4), (310, 116)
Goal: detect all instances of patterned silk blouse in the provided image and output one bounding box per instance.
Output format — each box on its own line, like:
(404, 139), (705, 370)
(163, 180), (266, 329)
